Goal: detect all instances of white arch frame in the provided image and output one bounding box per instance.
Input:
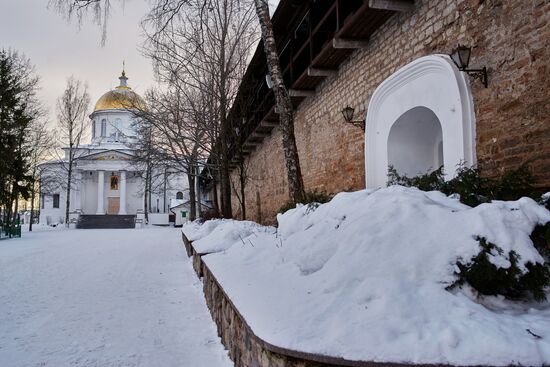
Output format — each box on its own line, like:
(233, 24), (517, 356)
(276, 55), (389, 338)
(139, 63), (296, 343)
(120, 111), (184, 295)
(365, 55), (476, 188)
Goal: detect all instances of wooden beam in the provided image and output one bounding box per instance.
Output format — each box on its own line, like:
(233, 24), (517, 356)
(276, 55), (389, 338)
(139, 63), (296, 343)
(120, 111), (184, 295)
(333, 37), (369, 49)
(243, 140), (261, 147)
(260, 119), (278, 128)
(289, 89), (315, 97)
(368, 0), (414, 12)
(251, 130), (270, 138)
(307, 67), (337, 77)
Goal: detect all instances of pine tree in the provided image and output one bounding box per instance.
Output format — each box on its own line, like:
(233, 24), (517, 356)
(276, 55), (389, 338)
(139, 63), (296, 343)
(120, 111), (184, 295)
(0, 50), (37, 227)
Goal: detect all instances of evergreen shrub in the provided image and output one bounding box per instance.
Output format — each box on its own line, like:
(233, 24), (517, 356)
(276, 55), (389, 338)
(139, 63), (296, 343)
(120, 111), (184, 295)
(389, 165), (550, 301)
(387, 164), (539, 207)
(278, 190), (333, 214)
(449, 237), (550, 302)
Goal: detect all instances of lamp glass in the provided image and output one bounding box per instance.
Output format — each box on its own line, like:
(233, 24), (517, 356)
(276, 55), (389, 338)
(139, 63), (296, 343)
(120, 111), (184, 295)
(450, 51), (461, 69)
(458, 45), (471, 69)
(265, 74), (273, 89)
(341, 106), (355, 122)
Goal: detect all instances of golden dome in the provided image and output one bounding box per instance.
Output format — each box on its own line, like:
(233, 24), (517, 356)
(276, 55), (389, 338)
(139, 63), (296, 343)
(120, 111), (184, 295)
(93, 71), (147, 112)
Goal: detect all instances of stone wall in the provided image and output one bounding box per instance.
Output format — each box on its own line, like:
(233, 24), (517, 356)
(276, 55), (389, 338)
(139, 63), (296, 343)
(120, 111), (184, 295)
(231, 0), (550, 225)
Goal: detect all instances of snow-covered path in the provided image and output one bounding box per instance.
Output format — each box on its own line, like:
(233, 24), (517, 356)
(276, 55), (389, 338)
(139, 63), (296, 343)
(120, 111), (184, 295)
(0, 227), (232, 367)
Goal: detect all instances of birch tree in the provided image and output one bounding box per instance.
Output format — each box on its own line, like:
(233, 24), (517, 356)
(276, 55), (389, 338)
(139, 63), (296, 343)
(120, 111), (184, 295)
(252, 0), (304, 203)
(27, 121), (54, 231)
(142, 0), (258, 218)
(55, 77), (90, 226)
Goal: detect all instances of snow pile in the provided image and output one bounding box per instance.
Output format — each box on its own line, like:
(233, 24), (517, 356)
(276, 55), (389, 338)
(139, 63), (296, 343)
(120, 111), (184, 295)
(194, 186), (550, 366)
(182, 219), (273, 254)
(183, 219), (228, 241)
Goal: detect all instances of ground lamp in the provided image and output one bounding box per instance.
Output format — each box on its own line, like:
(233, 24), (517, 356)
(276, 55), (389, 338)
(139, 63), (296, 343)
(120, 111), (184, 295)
(341, 106), (365, 130)
(450, 45), (488, 88)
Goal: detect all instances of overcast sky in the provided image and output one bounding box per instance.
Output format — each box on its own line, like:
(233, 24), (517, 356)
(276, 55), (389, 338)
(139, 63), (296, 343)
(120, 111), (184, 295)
(0, 0), (280, 128)
(0, 0), (154, 126)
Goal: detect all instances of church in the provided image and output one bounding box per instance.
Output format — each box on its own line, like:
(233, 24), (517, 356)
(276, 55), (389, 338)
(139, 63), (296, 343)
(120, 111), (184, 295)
(39, 70), (190, 228)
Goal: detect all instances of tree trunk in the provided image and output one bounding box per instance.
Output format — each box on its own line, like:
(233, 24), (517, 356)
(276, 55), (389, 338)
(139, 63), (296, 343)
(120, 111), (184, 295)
(239, 161), (246, 220)
(147, 165), (152, 214)
(256, 190), (262, 224)
(29, 179), (36, 231)
(12, 196), (19, 228)
(253, 0), (305, 204)
(220, 155), (232, 218)
(144, 166), (150, 224)
(211, 179), (220, 216)
(187, 168), (196, 221)
(65, 157), (73, 227)
(196, 164), (203, 218)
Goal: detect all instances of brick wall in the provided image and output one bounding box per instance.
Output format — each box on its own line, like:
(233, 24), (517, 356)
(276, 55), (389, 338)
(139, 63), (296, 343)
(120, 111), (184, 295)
(231, 0), (550, 224)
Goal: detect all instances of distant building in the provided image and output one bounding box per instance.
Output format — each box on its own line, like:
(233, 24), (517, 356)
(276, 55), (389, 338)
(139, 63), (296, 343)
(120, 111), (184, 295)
(39, 70), (189, 227)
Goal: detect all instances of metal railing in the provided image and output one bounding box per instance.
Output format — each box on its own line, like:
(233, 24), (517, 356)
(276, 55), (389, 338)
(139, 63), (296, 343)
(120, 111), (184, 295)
(0, 221), (22, 240)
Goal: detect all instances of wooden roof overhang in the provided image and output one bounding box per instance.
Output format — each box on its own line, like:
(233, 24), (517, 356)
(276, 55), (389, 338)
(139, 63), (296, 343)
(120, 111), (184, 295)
(224, 0), (415, 168)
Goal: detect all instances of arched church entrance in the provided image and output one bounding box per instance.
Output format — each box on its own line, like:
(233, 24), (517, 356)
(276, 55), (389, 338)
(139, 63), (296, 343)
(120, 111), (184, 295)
(365, 55), (476, 188)
(388, 107), (443, 176)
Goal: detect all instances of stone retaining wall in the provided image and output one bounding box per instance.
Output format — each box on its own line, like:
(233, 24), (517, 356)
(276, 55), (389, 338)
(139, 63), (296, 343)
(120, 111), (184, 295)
(181, 232), (459, 367)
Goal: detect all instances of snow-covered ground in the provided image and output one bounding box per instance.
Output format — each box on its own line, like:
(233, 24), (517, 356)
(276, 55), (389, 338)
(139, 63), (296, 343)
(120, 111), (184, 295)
(0, 226), (231, 367)
(183, 186), (550, 366)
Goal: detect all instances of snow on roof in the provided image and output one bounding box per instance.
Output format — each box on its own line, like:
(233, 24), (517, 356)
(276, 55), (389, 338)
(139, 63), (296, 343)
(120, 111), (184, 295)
(170, 199), (187, 209)
(184, 186), (550, 365)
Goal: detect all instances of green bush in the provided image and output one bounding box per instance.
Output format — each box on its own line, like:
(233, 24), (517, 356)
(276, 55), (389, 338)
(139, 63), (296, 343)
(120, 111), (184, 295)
(387, 165), (445, 191)
(449, 237), (550, 302)
(531, 223), (550, 262)
(278, 190), (333, 214)
(388, 164), (539, 207)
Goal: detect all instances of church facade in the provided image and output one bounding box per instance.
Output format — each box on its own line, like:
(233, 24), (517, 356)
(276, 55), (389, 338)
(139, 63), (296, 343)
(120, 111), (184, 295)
(39, 71), (189, 227)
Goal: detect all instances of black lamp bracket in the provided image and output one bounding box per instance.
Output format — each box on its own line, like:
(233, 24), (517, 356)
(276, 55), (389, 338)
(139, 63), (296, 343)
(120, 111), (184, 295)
(460, 66), (488, 88)
(348, 120), (365, 131)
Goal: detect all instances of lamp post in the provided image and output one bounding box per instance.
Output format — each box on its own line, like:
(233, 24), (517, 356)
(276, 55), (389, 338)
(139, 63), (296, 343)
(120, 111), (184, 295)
(341, 106), (365, 130)
(450, 44), (488, 88)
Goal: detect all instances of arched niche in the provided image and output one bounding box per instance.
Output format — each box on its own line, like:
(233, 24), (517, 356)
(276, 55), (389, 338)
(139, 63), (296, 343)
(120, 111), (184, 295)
(388, 107), (443, 176)
(365, 55), (476, 188)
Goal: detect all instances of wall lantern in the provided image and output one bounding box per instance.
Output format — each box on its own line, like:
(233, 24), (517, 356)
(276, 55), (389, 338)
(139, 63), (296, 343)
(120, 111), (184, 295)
(450, 44), (488, 88)
(265, 74), (273, 89)
(341, 106), (365, 131)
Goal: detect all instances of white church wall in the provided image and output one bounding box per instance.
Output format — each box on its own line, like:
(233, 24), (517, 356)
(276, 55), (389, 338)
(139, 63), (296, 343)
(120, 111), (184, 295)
(126, 175), (143, 215)
(81, 171), (99, 215)
(91, 110), (138, 145)
(39, 164), (67, 225)
(148, 213), (169, 225)
(39, 191), (66, 225)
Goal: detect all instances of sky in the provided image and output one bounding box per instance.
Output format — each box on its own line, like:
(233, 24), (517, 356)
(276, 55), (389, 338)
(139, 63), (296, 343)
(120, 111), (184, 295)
(0, 0), (154, 127)
(0, 0), (280, 128)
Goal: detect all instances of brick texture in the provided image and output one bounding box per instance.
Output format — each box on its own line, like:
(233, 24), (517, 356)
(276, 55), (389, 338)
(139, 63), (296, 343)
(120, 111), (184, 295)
(231, 0), (550, 225)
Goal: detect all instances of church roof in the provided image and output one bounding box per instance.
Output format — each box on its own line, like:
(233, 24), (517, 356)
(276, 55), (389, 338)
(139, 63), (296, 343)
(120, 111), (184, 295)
(93, 70), (146, 112)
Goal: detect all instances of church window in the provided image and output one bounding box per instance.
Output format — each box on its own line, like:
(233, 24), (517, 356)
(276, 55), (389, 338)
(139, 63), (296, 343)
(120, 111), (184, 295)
(176, 191), (184, 200)
(101, 119), (107, 137)
(115, 119), (122, 141)
(41, 194), (45, 209)
(53, 194), (60, 208)
(92, 120), (96, 138)
(110, 175), (119, 190)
